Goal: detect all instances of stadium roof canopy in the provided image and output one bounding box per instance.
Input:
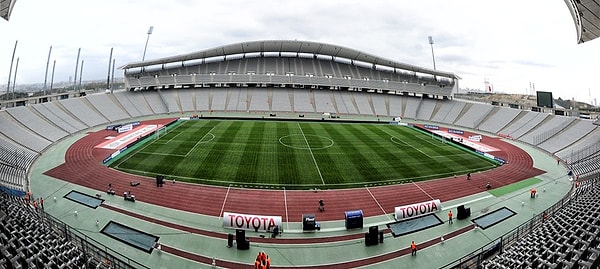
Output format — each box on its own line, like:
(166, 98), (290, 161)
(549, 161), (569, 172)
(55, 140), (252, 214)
(564, 0), (600, 43)
(121, 40), (460, 80)
(0, 0), (17, 21)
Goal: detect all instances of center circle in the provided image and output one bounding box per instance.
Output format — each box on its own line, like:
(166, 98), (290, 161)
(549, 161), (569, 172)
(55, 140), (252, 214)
(279, 134), (335, 150)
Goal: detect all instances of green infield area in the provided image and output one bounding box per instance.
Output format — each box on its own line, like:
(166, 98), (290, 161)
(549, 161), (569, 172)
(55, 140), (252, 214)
(488, 178), (543, 197)
(109, 120), (499, 189)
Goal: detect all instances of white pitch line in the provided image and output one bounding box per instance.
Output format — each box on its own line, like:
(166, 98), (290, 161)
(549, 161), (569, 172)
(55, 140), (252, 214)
(365, 186), (392, 222)
(219, 184), (231, 217)
(185, 126), (216, 157)
(163, 122), (186, 144)
(283, 187), (289, 230)
(136, 152), (187, 157)
(412, 180), (434, 201)
(381, 127), (432, 158)
(297, 123), (325, 185)
(413, 129), (452, 147)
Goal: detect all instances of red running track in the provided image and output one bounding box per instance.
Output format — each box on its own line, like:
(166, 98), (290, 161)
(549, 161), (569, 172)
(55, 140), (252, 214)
(43, 119), (545, 267)
(45, 118), (544, 222)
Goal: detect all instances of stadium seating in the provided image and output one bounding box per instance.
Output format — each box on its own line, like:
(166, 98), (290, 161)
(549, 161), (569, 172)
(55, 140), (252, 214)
(430, 99), (465, 125)
(86, 93), (131, 122)
(192, 89), (209, 112)
(0, 193), (105, 269)
(453, 102), (494, 129)
(293, 90), (315, 113)
(313, 90), (336, 114)
(6, 106), (69, 142)
(271, 89), (292, 112)
(1, 66), (600, 268)
(371, 94), (387, 116)
(569, 154), (600, 177)
(178, 89), (196, 112)
(537, 119), (596, 154)
(481, 175), (600, 268)
(125, 55), (454, 97)
(59, 98), (108, 127)
(403, 97), (420, 119)
(353, 92), (374, 116)
(477, 106), (521, 134)
(158, 89), (182, 113)
(31, 102), (88, 133)
(141, 91), (168, 114)
(519, 115), (576, 145)
(334, 91), (360, 115)
(415, 98), (437, 121)
(248, 88), (270, 112)
(111, 91), (151, 118)
(555, 128), (600, 164)
(0, 111), (52, 153)
(499, 111), (549, 139)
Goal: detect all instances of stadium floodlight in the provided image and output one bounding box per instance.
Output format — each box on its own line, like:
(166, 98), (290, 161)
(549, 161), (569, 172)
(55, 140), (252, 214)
(428, 36), (436, 71)
(107, 48), (113, 92)
(6, 40), (17, 101)
(43, 46), (52, 95)
(11, 57), (19, 100)
(142, 26), (154, 62)
(73, 48), (81, 93)
(50, 60), (56, 94)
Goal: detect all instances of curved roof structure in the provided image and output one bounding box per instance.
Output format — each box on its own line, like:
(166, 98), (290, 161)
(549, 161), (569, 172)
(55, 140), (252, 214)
(564, 0), (600, 43)
(0, 0), (17, 20)
(121, 40), (460, 80)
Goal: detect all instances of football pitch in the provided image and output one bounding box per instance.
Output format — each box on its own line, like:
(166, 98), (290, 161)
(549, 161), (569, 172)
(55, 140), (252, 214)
(109, 120), (499, 189)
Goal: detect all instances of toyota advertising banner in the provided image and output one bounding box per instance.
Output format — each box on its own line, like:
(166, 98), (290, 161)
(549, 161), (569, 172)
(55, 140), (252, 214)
(223, 212), (282, 232)
(394, 199), (441, 220)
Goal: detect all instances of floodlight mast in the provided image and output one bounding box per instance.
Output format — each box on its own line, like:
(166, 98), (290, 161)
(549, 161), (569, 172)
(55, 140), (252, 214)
(12, 57), (19, 100)
(73, 48), (81, 92)
(78, 60), (84, 91)
(6, 40), (17, 101)
(428, 36), (436, 71)
(50, 60), (56, 93)
(43, 46), (52, 95)
(107, 48), (113, 91)
(142, 26), (154, 62)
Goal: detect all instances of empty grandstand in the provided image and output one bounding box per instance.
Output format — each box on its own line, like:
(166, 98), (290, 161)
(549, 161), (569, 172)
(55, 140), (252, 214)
(120, 40), (458, 102)
(0, 39), (599, 268)
(0, 0), (17, 21)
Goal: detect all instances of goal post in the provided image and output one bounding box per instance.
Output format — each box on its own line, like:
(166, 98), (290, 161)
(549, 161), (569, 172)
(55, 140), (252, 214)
(431, 132), (445, 144)
(155, 126), (167, 139)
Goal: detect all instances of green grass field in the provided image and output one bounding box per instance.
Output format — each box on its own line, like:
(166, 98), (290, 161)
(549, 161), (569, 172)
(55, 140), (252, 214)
(488, 178), (542, 197)
(109, 120), (499, 189)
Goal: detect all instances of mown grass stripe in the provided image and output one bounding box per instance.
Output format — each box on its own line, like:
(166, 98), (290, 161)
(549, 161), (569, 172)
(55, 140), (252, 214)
(297, 123), (325, 185)
(110, 120), (500, 189)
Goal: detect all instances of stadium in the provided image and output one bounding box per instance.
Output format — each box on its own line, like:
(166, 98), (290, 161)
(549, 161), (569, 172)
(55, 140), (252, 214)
(1, 1), (600, 269)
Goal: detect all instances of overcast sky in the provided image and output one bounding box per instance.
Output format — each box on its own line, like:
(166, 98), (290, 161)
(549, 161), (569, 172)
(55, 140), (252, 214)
(1, 0), (598, 103)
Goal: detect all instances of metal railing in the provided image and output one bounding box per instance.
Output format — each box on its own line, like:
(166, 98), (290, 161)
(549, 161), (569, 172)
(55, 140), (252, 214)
(0, 190), (150, 269)
(40, 210), (151, 269)
(440, 174), (599, 268)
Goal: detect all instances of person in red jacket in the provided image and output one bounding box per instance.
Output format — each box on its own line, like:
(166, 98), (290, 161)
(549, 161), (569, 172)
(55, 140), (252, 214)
(411, 241), (417, 256)
(266, 255), (271, 269)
